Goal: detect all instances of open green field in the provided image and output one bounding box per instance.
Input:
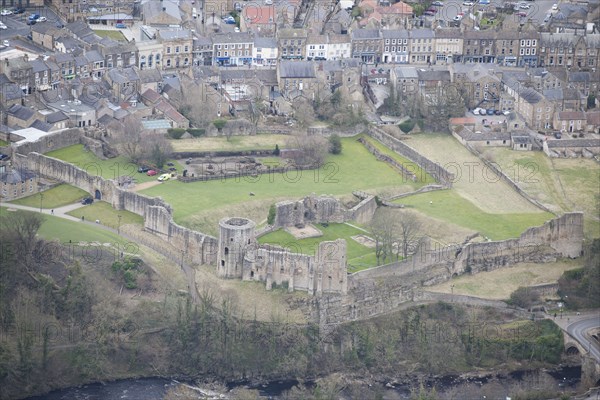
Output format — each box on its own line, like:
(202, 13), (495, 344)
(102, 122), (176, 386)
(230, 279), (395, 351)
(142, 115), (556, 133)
(1, 207), (128, 245)
(67, 201), (143, 229)
(429, 259), (582, 300)
(141, 137), (423, 233)
(170, 134), (290, 152)
(487, 148), (600, 238)
(258, 223), (377, 272)
(361, 135), (436, 184)
(404, 134), (545, 214)
(93, 30), (126, 41)
(395, 190), (553, 240)
(46, 144), (183, 184)
(10, 184), (88, 209)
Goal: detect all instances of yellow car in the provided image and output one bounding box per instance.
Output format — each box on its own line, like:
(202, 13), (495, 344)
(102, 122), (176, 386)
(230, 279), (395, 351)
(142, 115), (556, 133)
(158, 173), (171, 182)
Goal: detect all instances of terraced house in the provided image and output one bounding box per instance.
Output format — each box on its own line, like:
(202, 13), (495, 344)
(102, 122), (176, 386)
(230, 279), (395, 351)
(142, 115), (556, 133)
(158, 29), (193, 69)
(213, 33), (254, 66)
(539, 32), (600, 69)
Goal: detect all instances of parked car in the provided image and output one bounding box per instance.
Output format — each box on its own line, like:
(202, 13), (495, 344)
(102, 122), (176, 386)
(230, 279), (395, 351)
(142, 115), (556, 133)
(494, 110), (503, 115)
(28, 13), (40, 20)
(502, 110), (511, 116)
(264, 0), (273, 4)
(554, 132), (562, 139)
(432, 1), (444, 5)
(516, 12), (528, 17)
(158, 173), (170, 182)
(472, 108), (481, 115)
(1, 9), (13, 15)
(138, 165), (151, 173)
(146, 169), (158, 176)
(2, 39), (9, 47)
(479, 109), (487, 115)
(0, 153), (9, 161)
(551, 3), (558, 10)
(115, 23), (126, 28)
(0, 23), (7, 30)
(453, 15), (462, 21)
(462, 1), (474, 6)
(486, 109), (495, 115)
(13, 7), (25, 14)
(26, 19), (36, 25)
(81, 197), (94, 205)
(37, 16), (46, 22)
(519, 4), (530, 9)
(166, 162), (174, 167)
(234, 27), (240, 32)
(426, 8), (437, 13)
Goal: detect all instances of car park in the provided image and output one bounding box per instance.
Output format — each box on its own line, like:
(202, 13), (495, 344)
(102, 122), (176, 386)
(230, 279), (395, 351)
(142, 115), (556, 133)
(158, 173), (171, 182)
(146, 169), (158, 176)
(81, 197), (94, 205)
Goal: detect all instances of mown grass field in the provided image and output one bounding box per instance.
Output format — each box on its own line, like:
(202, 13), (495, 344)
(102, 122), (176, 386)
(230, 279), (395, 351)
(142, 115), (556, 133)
(395, 190), (553, 240)
(487, 148), (600, 239)
(1, 207), (128, 245)
(67, 201), (144, 229)
(141, 137), (423, 231)
(258, 223), (377, 272)
(170, 134), (291, 152)
(10, 184), (88, 209)
(46, 144), (183, 184)
(404, 134), (544, 214)
(428, 259), (582, 300)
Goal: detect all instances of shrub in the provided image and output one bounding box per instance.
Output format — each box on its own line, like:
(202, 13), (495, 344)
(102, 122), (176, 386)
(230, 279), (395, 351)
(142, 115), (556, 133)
(508, 286), (540, 309)
(213, 119), (227, 132)
(398, 120), (416, 134)
(267, 204), (276, 225)
(187, 128), (205, 137)
(329, 134), (342, 154)
(273, 144), (280, 156)
(167, 128), (186, 139)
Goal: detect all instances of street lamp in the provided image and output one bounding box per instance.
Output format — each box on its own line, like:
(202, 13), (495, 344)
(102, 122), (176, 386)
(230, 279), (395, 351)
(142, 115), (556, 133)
(39, 193), (44, 213)
(117, 214), (122, 235)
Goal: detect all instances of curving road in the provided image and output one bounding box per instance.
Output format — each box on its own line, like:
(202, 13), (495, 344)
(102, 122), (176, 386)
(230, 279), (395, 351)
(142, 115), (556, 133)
(566, 315), (600, 363)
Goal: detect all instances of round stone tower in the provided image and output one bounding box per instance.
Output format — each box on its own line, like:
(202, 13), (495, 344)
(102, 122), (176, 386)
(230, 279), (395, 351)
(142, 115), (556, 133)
(218, 217), (256, 278)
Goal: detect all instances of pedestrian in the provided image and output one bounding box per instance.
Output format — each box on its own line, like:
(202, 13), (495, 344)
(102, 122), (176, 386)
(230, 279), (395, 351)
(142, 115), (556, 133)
(81, 216), (84, 222)
(51, 209), (54, 215)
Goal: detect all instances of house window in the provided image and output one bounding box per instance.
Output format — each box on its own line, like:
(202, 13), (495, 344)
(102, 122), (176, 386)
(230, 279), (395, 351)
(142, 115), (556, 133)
(167, 47), (171, 54)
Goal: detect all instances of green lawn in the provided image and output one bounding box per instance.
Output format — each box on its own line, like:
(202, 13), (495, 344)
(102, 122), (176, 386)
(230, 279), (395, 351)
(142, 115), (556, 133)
(170, 134), (291, 152)
(10, 184), (88, 209)
(93, 30), (126, 41)
(361, 135), (435, 184)
(0, 139), (8, 147)
(395, 190), (553, 240)
(67, 201), (143, 229)
(46, 144), (183, 184)
(1, 207), (128, 245)
(259, 223), (377, 272)
(141, 138), (421, 224)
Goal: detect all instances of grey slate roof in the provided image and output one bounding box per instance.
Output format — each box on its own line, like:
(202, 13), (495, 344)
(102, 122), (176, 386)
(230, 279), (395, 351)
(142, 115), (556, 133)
(278, 61), (316, 78)
(254, 36), (277, 48)
(46, 111), (69, 123)
(8, 104), (35, 121)
(394, 66), (418, 79)
(0, 168), (36, 184)
(30, 119), (52, 132)
(29, 59), (49, 74)
(352, 29), (381, 40)
(382, 30), (409, 39)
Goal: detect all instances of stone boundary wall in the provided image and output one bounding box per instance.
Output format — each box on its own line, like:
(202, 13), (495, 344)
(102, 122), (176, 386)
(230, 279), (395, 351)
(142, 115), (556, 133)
(357, 137), (418, 182)
(306, 124), (367, 137)
(367, 126), (455, 187)
(179, 164), (317, 183)
(173, 149), (277, 159)
(464, 143), (555, 214)
(388, 184), (446, 200)
(11, 128), (83, 155)
(257, 127), (293, 135)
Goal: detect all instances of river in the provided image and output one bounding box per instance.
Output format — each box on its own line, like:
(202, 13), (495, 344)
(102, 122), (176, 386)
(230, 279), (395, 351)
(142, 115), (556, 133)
(25, 366), (581, 399)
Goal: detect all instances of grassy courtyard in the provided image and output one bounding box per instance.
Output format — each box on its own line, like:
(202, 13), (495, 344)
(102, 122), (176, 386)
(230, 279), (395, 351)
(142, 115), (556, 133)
(486, 148), (600, 238)
(258, 223), (377, 272)
(93, 30), (126, 41)
(428, 259), (582, 300)
(395, 190), (553, 240)
(141, 137), (424, 232)
(67, 201), (144, 229)
(46, 144), (183, 184)
(11, 184), (88, 209)
(0, 139), (8, 147)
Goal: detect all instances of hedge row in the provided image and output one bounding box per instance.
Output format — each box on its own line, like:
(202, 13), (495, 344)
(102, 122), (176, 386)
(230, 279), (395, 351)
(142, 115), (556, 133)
(167, 128), (206, 139)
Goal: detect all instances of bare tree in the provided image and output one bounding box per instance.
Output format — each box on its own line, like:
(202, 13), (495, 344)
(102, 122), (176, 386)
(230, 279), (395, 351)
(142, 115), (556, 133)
(284, 133), (328, 167)
(291, 97), (316, 128)
(370, 209), (423, 264)
(113, 116), (146, 164)
(394, 212), (423, 259)
(180, 80), (221, 128)
(142, 134), (173, 169)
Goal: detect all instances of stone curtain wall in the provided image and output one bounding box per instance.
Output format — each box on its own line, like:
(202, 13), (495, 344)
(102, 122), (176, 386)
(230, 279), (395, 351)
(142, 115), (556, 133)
(357, 137), (418, 182)
(12, 128), (83, 155)
(367, 126), (455, 187)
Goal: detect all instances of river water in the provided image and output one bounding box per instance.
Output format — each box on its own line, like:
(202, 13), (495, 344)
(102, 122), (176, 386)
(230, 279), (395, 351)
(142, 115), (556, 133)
(25, 366), (581, 400)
